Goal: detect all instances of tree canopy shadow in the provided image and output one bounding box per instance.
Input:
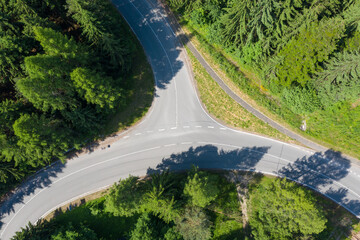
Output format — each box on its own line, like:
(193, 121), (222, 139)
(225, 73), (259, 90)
(278, 149), (360, 217)
(0, 161), (66, 228)
(147, 145), (270, 174)
(114, 0), (192, 91)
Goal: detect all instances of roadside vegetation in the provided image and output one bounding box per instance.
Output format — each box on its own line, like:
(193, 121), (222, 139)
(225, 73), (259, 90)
(186, 46), (294, 143)
(12, 169), (359, 239)
(0, 0), (153, 196)
(166, 0), (360, 159)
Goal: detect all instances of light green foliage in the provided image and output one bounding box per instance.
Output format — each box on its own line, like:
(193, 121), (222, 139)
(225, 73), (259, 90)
(142, 195), (177, 223)
(212, 214), (242, 240)
(32, 27), (89, 64)
(176, 206), (212, 240)
(343, 0), (360, 32)
(51, 223), (97, 240)
(239, 41), (264, 65)
(70, 68), (122, 110)
(249, 178), (327, 239)
(183, 168), (220, 208)
(141, 170), (179, 222)
(276, 18), (345, 86)
(105, 176), (144, 217)
(281, 86), (321, 115)
(315, 51), (360, 106)
(13, 114), (70, 166)
(307, 102), (360, 154)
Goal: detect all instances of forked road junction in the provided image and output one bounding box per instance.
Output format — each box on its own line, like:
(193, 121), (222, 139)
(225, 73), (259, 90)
(1, 0), (360, 239)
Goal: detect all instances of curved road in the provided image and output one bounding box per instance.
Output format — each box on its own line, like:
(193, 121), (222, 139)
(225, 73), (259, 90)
(1, 0), (360, 238)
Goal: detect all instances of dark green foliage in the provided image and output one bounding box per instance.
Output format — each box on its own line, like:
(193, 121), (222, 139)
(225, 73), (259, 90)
(17, 54), (77, 111)
(0, 0), (135, 195)
(51, 223), (98, 240)
(130, 213), (157, 240)
(249, 178), (327, 239)
(11, 221), (57, 240)
(66, 0), (134, 71)
(129, 213), (171, 240)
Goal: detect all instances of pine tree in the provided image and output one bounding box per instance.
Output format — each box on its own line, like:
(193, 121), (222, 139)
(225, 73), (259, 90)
(316, 51), (360, 106)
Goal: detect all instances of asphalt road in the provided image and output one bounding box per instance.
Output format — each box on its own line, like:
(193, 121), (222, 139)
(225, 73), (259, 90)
(1, 0), (360, 239)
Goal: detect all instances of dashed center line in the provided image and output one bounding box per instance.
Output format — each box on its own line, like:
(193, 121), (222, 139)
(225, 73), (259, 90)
(164, 144), (176, 147)
(220, 127), (227, 130)
(123, 136), (130, 139)
(195, 126), (202, 128)
(135, 133), (142, 136)
(181, 142), (192, 145)
(208, 126), (214, 129)
(171, 127), (177, 130)
(158, 129), (165, 132)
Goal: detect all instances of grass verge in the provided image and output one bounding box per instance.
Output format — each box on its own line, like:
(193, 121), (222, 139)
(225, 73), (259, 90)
(185, 46), (294, 143)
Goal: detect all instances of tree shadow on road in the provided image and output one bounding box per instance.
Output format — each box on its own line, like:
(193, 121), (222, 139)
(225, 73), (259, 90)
(277, 149), (360, 217)
(0, 161), (66, 228)
(113, 0), (192, 91)
(147, 144), (271, 174)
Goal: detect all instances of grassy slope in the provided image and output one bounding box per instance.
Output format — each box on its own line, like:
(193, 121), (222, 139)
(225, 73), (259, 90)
(181, 23), (360, 159)
(185, 46), (294, 143)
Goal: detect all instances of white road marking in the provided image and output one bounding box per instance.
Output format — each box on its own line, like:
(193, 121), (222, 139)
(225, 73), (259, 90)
(195, 126), (202, 128)
(208, 126), (214, 129)
(170, 127), (177, 130)
(123, 136), (130, 139)
(127, 0), (178, 127)
(0, 145), (164, 238)
(220, 127), (227, 130)
(135, 133), (142, 136)
(181, 142), (192, 145)
(164, 144), (176, 147)
(158, 129), (165, 132)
